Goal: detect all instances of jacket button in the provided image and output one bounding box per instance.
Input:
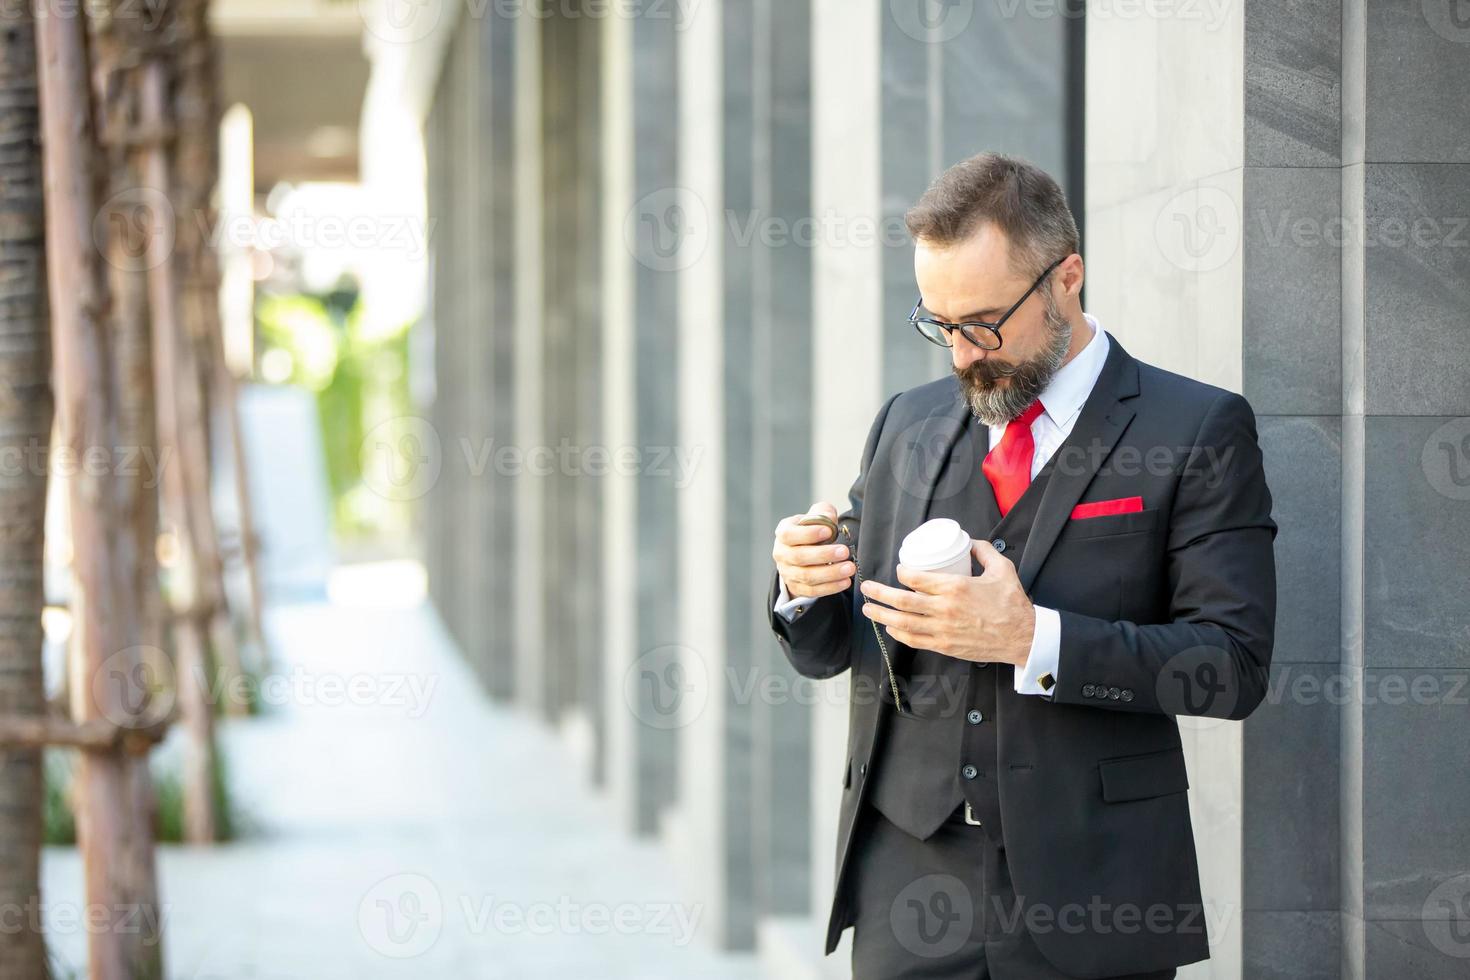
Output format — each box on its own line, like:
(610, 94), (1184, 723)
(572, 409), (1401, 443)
(1108, 686), (1121, 700)
(1096, 686), (1110, 699)
(1121, 689), (1134, 702)
(859, 762), (867, 777)
(1081, 683), (1096, 697)
(961, 764), (978, 780)
(991, 538), (1006, 553)
(966, 709), (983, 725)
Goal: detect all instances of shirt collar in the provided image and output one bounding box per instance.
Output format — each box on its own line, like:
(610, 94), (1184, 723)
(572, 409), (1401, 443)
(1034, 311), (1109, 430)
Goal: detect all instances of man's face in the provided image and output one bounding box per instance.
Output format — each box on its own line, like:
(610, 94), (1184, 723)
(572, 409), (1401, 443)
(913, 223), (1075, 426)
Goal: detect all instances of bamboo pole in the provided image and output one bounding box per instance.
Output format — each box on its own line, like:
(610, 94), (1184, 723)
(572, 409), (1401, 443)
(140, 57), (221, 844)
(35, 5), (163, 977)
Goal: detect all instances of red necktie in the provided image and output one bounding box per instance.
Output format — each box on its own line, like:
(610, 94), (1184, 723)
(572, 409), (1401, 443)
(983, 399), (1045, 517)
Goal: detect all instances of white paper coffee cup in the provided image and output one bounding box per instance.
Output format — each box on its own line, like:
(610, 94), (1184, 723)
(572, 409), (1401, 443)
(897, 518), (974, 578)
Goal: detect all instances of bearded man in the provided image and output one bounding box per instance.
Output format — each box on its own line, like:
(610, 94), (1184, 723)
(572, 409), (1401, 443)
(767, 152), (1278, 979)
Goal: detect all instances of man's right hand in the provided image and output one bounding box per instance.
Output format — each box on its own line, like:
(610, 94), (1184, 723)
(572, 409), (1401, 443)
(772, 502), (856, 599)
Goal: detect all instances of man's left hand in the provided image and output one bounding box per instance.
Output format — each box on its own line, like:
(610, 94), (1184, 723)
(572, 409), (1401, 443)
(859, 538), (1035, 668)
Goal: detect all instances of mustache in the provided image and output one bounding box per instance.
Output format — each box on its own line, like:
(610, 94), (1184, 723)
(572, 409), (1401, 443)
(957, 358), (1022, 383)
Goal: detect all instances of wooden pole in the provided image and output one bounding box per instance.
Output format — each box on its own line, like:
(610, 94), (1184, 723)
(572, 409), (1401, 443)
(171, 0), (255, 700)
(89, 1), (177, 968)
(140, 57), (221, 844)
(35, 5), (163, 977)
(0, 5), (54, 975)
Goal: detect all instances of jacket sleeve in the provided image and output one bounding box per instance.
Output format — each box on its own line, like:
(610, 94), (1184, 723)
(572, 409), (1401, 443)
(1048, 391), (1278, 719)
(767, 391), (900, 679)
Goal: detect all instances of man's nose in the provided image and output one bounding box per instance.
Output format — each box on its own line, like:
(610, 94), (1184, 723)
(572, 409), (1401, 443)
(952, 343), (987, 371)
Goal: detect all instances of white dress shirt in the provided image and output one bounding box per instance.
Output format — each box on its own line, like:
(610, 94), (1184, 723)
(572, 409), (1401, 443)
(774, 312), (1112, 697)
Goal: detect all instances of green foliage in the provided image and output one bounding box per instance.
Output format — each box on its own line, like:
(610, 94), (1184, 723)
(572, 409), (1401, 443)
(255, 281), (416, 545)
(43, 742), (242, 846)
(42, 750), (76, 846)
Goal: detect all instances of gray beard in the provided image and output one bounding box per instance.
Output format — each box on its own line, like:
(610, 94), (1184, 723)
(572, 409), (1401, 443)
(957, 295), (1073, 427)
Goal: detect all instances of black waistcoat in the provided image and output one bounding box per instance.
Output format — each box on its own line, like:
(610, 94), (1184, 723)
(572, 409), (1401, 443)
(867, 408), (1056, 843)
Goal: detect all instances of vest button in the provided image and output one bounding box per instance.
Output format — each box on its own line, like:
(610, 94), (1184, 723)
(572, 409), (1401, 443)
(966, 709), (983, 725)
(961, 764), (978, 780)
(991, 537), (1006, 553)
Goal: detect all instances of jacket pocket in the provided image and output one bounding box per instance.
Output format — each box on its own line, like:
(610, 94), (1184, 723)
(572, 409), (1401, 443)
(1064, 506), (1162, 541)
(1098, 746), (1189, 803)
(843, 756), (852, 789)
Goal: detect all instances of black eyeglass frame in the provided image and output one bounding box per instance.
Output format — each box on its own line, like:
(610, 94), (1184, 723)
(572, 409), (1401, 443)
(908, 255), (1068, 351)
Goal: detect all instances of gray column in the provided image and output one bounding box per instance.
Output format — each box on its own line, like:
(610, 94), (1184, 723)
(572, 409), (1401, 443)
(513, 6), (548, 717)
(750, 0), (814, 924)
(1239, 3), (1342, 977)
(1339, 4), (1470, 976)
(475, 2), (517, 701)
(600, 1), (682, 836)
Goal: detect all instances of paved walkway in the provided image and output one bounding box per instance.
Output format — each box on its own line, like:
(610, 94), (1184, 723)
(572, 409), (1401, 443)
(42, 562), (758, 979)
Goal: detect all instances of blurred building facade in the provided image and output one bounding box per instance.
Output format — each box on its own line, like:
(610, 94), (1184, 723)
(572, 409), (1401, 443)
(377, 2), (1470, 977)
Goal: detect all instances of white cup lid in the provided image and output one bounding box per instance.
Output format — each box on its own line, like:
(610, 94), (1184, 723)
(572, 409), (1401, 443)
(898, 518), (972, 570)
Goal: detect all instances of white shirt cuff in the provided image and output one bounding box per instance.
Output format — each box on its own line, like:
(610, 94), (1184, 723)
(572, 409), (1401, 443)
(1014, 605), (1061, 696)
(774, 575), (819, 622)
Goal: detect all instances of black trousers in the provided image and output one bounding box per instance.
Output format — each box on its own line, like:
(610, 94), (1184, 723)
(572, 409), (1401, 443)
(848, 799), (1180, 980)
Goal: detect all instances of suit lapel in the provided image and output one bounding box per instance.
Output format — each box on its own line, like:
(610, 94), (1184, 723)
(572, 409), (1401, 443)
(1015, 333), (1141, 592)
(886, 381), (983, 586)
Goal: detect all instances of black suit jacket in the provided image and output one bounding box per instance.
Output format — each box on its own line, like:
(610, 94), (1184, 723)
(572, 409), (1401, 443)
(767, 333), (1277, 977)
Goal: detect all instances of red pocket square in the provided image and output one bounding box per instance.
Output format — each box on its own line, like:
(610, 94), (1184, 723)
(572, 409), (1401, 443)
(1070, 496), (1144, 520)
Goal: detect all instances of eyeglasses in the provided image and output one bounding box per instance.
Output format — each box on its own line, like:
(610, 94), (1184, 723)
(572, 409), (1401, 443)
(908, 255), (1067, 351)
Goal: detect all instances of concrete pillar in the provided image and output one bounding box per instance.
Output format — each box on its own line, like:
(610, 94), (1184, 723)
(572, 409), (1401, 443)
(1338, 4), (1470, 976)
(1237, 3), (1342, 977)
(475, 2), (518, 702)
(600, 1), (682, 836)
(750, 0), (815, 925)
(1085, 7), (1247, 977)
(513, 6), (547, 717)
